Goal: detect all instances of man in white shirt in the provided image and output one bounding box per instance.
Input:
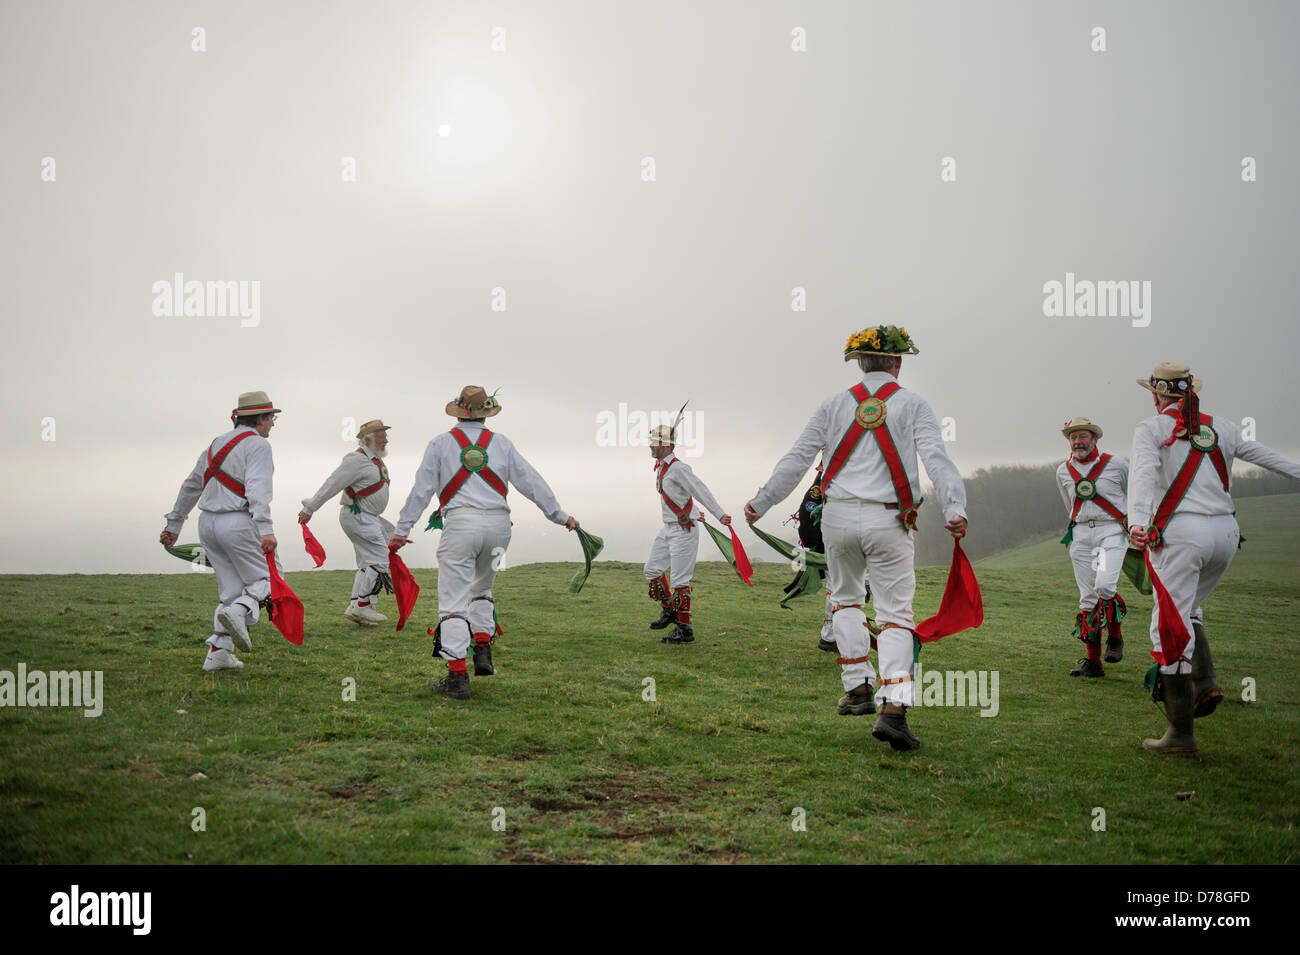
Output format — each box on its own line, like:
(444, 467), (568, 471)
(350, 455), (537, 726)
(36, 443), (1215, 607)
(745, 326), (968, 751)
(389, 386), (577, 700)
(1129, 362), (1300, 756)
(1055, 417), (1130, 677)
(160, 391), (281, 672)
(645, 423), (734, 645)
(299, 419), (394, 626)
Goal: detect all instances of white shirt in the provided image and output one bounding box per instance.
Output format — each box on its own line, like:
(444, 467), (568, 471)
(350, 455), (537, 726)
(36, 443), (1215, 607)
(1129, 406), (1300, 529)
(1056, 451), (1129, 523)
(395, 420), (569, 536)
(750, 372), (967, 522)
(302, 446), (390, 516)
(165, 426), (275, 535)
(655, 452), (726, 525)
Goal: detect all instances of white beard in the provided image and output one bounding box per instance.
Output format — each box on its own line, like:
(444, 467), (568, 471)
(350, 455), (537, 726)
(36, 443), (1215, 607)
(362, 439), (388, 459)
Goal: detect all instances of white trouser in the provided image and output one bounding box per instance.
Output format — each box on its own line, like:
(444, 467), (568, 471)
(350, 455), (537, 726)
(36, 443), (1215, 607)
(1148, 513), (1238, 675)
(1067, 523), (1126, 610)
(643, 523), (699, 589)
(823, 500), (915, 703)
(340, 509), (393, 607)
(435, 508), (511, 662)
(198, 510), (276, 651)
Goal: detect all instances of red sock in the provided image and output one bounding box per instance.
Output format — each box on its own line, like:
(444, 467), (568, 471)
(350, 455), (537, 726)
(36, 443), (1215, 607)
(473, 632), (492, 646)
(448, 659), (468, 675)
(1086, 639), (1101, 663)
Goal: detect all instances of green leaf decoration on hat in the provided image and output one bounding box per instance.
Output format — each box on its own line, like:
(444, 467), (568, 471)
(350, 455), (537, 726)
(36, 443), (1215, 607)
(166, 543), (212, 568)
(568, 525), (605, 594)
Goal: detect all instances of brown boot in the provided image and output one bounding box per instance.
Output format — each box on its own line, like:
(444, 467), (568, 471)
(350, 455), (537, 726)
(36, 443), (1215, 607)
(837, 683), (875, 716)
(871, 702), (920, 750)
(1190, 621), (1223, 718)
(1142, 673), (1198, 756)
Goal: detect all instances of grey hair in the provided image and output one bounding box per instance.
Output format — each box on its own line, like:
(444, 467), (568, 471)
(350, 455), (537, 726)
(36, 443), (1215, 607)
(857, 354), (900, 373)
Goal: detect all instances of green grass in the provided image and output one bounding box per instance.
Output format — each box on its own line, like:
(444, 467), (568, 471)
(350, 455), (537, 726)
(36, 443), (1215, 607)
(2, 496), (1298, 864)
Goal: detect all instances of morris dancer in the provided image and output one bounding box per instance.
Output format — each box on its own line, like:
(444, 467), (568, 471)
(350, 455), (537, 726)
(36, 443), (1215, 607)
(299, 420), (394, 626)
(746, 326), (967, 749)
(160, 391), (281, 672)
(1056, 417), (1129, 677)
(1129, 363), (1300, 755)
(645, 417), (733, 645)
(390, 386), (576, 699)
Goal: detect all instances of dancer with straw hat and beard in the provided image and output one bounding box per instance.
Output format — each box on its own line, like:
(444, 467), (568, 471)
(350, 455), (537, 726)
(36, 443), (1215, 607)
(1056, 416), (1130, 677)
(299, 419), (395, 627)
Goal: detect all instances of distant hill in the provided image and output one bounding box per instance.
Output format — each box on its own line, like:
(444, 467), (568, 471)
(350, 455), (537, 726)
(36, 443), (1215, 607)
(979, 492), (1300, 585)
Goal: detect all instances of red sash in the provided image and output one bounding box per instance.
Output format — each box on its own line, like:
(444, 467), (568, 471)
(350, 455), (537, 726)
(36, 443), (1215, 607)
(1147, 413), (1230, 550)
(656, 458), (695, 529)
(203, 431), (256, 498)
(822, 381), (920, 530)
(345, 448), (389, 503)
(1066, 453), (1126, 525)
(438, 428), (508, 508)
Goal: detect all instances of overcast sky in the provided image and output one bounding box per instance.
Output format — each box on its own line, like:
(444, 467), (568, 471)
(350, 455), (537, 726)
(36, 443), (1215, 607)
(2, 0), (1297, 574)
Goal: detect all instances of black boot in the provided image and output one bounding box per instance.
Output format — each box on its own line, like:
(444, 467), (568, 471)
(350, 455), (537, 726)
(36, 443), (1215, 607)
(1143, 673), (1198, 755)
(871, 702), (920, 750)
(649, 607), (678, 630)
(431, 671), (470, 699)
(837, 683), (876, 716)
(1191, 621), (1223, 718)
(472, 642), (495, 676)
(1069, 658), (1105, 678)
(661, 623), (694, 644)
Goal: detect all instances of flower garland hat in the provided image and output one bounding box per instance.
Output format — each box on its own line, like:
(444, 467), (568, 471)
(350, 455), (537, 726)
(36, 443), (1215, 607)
(843, 325), (920, 360)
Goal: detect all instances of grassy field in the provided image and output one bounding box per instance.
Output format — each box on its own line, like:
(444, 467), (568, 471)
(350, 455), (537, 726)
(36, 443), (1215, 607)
(2, 496), (1297, 864)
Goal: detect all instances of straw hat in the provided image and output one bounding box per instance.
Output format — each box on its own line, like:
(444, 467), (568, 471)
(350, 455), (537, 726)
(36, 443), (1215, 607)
(649, 424), (675, 447)
(1061, 417), (1103, 440)
(1137, 362), (1201, 397)
(356, 419), (392, 440)
(231, 391), (281, 420)
(446, 386), (501, 419)
(844, 325), (920, 360)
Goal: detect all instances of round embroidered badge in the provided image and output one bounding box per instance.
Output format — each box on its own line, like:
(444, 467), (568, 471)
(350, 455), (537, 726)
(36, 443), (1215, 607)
(854, 397), (887, 430)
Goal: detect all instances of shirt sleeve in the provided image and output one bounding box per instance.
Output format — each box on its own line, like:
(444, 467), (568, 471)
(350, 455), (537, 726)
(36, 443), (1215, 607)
(1232, 435), (1300, 481)
(913, 398), (966, 522)
(395, 438), (446, 537)
(302, 453), (363, 514)
(244, 440), (275, 535)
(506, 442), (570, 525)
(750, 402), (829, 516)
(164, 448), (209, 534)
(678, 464), (726, 521)
(1128, 422), (1160, 529)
